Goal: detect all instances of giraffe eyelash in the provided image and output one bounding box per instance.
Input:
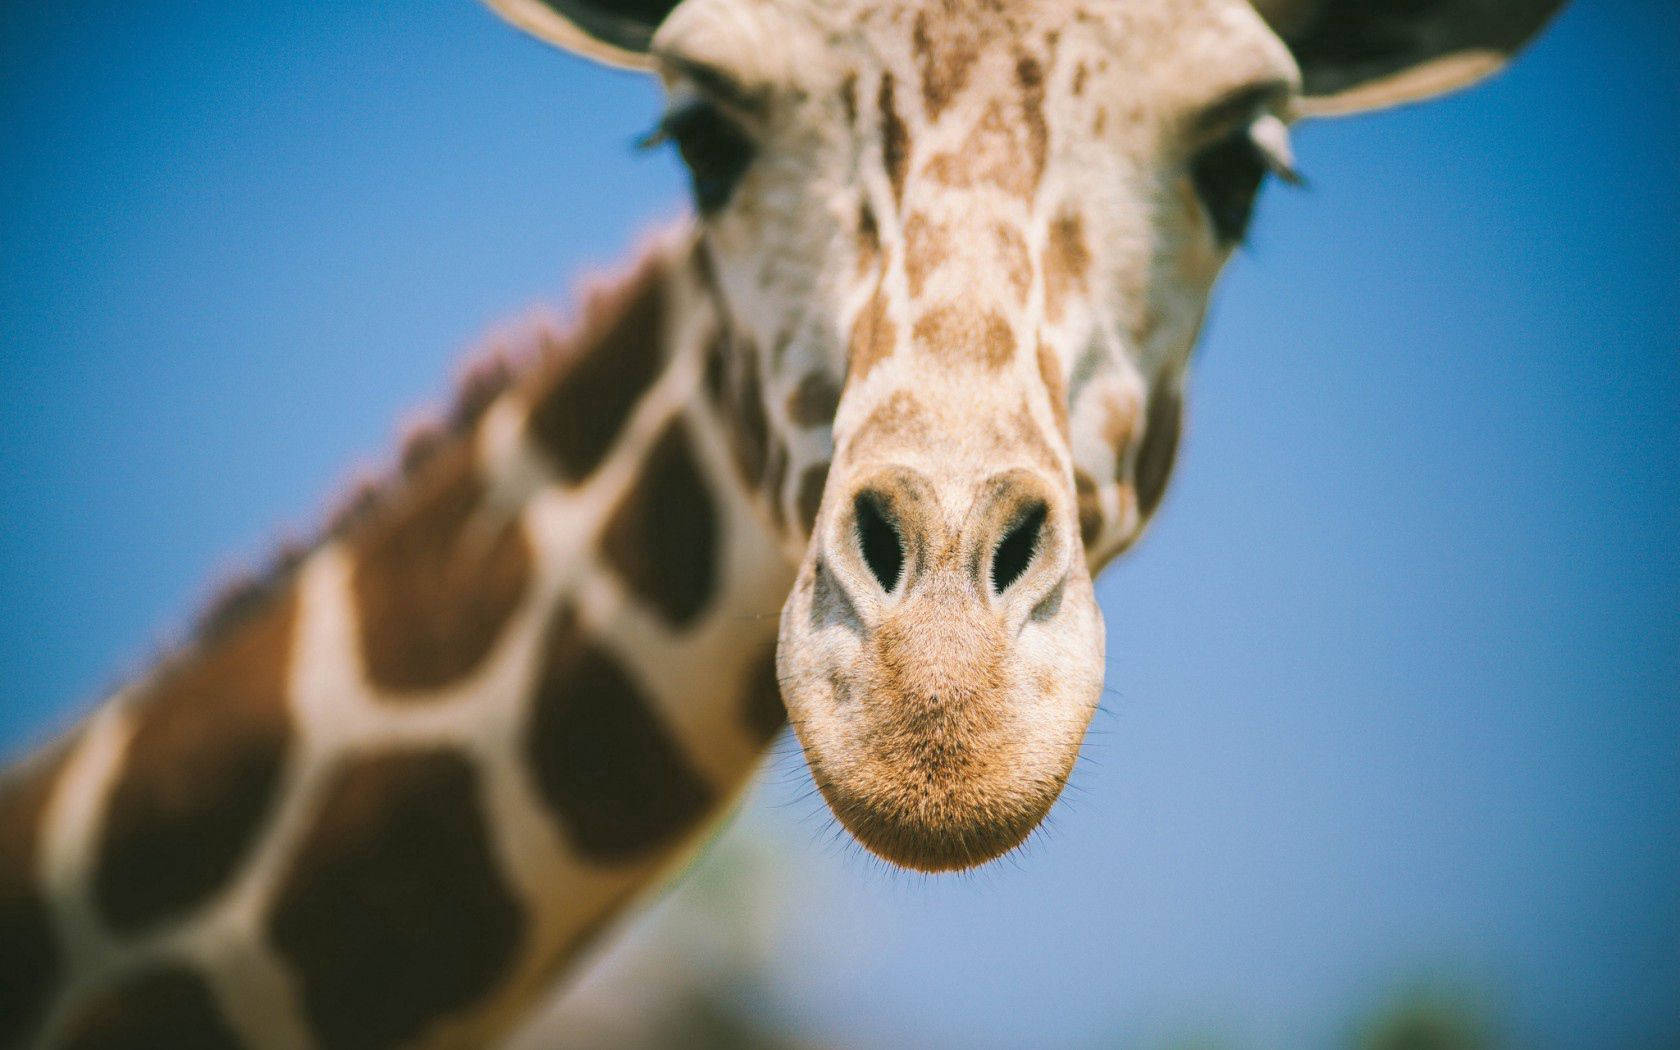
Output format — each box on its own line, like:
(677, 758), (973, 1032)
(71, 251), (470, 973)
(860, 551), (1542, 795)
(640, 97), (758, 214)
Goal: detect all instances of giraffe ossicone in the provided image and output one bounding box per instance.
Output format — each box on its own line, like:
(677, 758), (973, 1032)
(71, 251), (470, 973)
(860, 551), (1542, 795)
(2, 0), (1563, 1046)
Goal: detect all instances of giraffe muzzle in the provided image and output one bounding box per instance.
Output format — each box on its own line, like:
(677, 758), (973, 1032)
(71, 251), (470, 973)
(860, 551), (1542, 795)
(777, 463), (1106, 871)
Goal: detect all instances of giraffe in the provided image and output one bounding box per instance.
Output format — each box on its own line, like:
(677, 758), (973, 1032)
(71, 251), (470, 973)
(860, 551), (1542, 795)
(0, 0), (1563, 1046)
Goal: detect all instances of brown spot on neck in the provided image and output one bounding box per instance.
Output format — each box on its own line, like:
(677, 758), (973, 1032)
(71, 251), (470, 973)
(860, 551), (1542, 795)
(268, 749), (525, 1050)
(93, 586), (299, 934)
(725, 337), (769, 488)
(350, 445), (533, 695)
(57, 966), (243, 1050)
(526, 257), (668, 482)
(599, 421), (719, 628)
(788, 370), (842, 428)
(0, 739), (76, 1048)
(742, 643), (787, 744)
(525, 606), (713, 861)
(797, 461), (831, 537)
(878, 74), (911, 205)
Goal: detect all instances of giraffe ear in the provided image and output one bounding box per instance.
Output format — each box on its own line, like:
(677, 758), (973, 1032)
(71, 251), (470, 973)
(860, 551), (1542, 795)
(1251, 0), (1566, 116)
(483, 0), (682, 71)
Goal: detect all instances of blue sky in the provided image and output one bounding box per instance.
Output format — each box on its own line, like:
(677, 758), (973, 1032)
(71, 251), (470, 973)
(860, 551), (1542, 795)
(1, 2), (1675, 1047)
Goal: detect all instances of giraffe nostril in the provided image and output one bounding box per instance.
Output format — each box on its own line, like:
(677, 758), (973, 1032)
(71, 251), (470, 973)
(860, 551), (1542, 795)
(854, 492), (904, 593)
(990, 501), (1047, 595)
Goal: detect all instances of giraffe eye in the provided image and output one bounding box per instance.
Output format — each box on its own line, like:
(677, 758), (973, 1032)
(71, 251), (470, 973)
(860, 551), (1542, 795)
(652, 99), (756, 215)
(1190, 130), (1270, 244)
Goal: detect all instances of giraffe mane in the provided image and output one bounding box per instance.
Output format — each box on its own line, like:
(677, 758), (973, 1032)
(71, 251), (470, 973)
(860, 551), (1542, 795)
(194, 245), (677, 646)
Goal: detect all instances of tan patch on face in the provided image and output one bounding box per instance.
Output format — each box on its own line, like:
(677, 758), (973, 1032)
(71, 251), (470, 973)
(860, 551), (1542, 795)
(901, 213), (946, 300)
(1074, 470), (1103, 548)
(525, 606), (713, 861)
(924, 99), (1038, 200)
(1072, 61), (1088, 97)
(599, 421), (719, 628)
(913, 305), (1014, 370)
(0, 740), (75, 1048)
(878, 74), (910, 204)
(994, 222), (1032, 303)
(1042, 211), (1091, 326)
(268, 748), (524, 1050)
(846, 390), (932, 460)
(797, 462), (830, 537)
(1101, 388), (1139, 457)
(1036, 340), (1069, 440)
(1005, 402), (1059, 473)
(57, 966), (243, 1050)
(913, 10), (979, 120)
(93, 586), (298, 934)
(847, 279), (896, 382)
(788, 370), (842, 429)
(351, 445), (533, 695)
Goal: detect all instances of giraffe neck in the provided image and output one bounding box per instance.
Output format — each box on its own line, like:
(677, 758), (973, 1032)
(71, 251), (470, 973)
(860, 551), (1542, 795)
(0, 227), (797, 1050)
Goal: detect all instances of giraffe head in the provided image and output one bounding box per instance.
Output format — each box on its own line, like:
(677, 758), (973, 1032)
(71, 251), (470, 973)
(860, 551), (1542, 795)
(490, 0), (1561, 870)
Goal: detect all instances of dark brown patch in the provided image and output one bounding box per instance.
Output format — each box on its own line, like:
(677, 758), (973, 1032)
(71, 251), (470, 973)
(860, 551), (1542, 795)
(526, 607), (713, 861)
(350, 445), (533, 694)
(729, 342), (769, 487)
(788, 371), (842, 429)
(855, 201), (881, 278)
(1072, 61), (1089, 98)
(599, 421), (719, 628)
(913, 306), (1015, 370)
(268, 749), (523, 1050)
(764, 438), (789, 532)
(914, 11), (980, 120)
(878, 74), (910, 204)
(1015, 53), (1049, 186)
(1037, 341), (1070, 440)
(1135, 380), (1183, 519)
(93, 587), (298, 934)
(1043, 211), (1091, 325)
(839, 72), (858, 125)
(526, 261), (667, 481)
(702, 327), (729, 408)
(1075, 470), (1103, 548)
(797, 462), (830, 537)
(0, 740), (74, 1048)
(57, 966), (243, 1050)
(741, 644), (786, 744)
(846, 279), (895, 382)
